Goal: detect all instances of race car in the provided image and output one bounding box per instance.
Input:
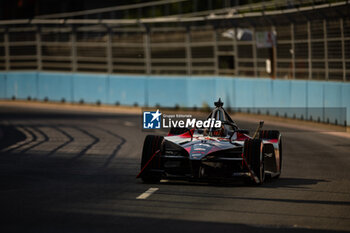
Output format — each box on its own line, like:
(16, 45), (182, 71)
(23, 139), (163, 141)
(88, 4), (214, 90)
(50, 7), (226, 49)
(137, 99), (282, 184)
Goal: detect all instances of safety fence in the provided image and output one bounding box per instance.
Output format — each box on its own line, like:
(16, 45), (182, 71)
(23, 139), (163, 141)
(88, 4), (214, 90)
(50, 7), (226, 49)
(1, 16), (349, 81)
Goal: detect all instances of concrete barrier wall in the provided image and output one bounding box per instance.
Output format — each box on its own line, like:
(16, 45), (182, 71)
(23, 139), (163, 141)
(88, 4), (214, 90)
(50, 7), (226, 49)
(38, 72), (73, 102)
(0, 71), (348, 126)
(0, 72), (6, 99)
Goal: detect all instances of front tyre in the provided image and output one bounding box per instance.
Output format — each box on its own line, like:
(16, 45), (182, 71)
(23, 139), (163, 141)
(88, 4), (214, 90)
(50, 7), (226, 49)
(244, 139), (265, 184)
(140, 135), (163, 183)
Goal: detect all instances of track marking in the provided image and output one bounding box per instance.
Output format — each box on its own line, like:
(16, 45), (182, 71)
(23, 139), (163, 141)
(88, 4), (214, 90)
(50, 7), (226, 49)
(1, 127), (33, 152)
(136, 188), (159, 199)
(124, 121), (136, 127)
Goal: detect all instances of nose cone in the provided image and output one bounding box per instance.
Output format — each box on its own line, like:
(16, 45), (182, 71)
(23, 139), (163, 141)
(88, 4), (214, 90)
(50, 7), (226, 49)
(189, 143), (218, 160)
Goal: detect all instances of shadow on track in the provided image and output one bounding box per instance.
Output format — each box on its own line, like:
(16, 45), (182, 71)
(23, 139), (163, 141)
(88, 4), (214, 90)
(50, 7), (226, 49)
(2, 211), (347, 233)
(0, 124), (27, 150)
(0, 123), (127, 169)
(19, 126), (49, 154)
(46, 126), (75, 156)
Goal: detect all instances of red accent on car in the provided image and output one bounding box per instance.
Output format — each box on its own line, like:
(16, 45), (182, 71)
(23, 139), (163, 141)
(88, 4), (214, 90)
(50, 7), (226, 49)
(178, 129), (195, 138)
(136, 149), (160, 178)
(167, 129), (195, 138)
(236, 132), (250, 141)
(184, 147), (192, 153)
(241, 152), (257, 183)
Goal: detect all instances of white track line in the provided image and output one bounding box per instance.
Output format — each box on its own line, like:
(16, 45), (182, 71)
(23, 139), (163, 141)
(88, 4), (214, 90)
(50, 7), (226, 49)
(123, 121), (136, 127)
(136, 188), (159, 200)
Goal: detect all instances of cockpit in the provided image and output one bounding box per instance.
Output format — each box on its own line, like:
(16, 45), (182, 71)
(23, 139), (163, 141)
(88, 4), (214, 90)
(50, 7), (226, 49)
(199, 98), (238, 138)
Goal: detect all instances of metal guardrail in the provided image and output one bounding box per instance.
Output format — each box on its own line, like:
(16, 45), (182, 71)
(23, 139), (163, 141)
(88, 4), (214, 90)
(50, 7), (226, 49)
(33, 0), (346, 20)
(1, 1), (348, 26)
(35, 0), (188, 19)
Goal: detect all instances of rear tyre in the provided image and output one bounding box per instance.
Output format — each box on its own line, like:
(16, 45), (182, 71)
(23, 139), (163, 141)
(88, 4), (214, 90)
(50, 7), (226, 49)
(244, 139), (265, 184)
(259, 130), (280, 140)
(140, 135), (163, 183)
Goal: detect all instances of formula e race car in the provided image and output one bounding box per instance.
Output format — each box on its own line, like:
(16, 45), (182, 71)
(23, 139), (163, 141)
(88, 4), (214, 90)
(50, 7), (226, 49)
(137, 99), (282, 184)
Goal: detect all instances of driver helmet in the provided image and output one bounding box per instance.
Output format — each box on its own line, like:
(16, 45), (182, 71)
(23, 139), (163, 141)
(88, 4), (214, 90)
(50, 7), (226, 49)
(211, 125), (226, 137)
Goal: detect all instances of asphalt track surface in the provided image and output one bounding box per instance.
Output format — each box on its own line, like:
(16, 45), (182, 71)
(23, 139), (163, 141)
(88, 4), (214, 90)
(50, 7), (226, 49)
(0, 105), (349, 233)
